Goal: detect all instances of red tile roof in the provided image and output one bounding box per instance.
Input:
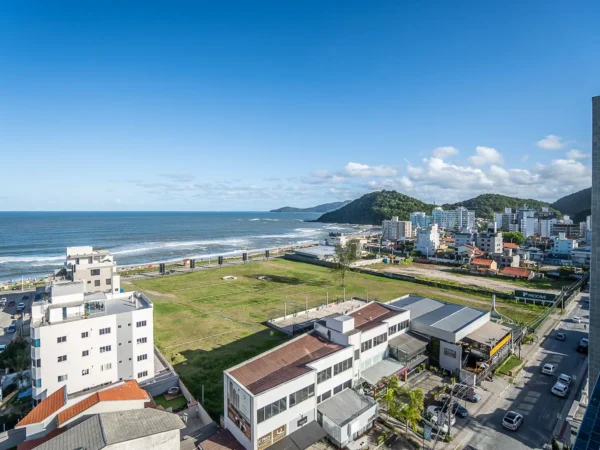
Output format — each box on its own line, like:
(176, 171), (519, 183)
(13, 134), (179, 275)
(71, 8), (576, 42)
(57, 380), (148, 426)
(200, 429), (245, 450)
(442, 237), (455, 242)
(349, 302), (403, 331)
(229, 332), (344, 395)
(16, 386), (66, 427)
(500, 267), (532, 278)
(471, 258), (494, 267)
(503, 243), (520, 249)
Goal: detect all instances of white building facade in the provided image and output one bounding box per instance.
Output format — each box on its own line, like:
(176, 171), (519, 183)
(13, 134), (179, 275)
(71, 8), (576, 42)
(65, 246), (121, 294)
(415, 224), (440, 256)
(431, 207), (475, 231)
(409, 212), (432, 230)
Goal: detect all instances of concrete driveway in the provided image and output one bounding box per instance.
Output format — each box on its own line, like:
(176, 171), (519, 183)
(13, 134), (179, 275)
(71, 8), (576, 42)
(0, 290), (34, 345)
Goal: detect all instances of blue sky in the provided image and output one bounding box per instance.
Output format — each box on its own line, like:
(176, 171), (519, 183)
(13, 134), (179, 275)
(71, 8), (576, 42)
(1, 1), (598, 211)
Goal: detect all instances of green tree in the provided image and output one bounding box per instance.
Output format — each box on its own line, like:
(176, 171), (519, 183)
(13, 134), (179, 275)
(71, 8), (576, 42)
(503, 231), (525, 246)
(7, 350), (29, 389)
(396, 387), (425, 436)
(376, 375), (401, 422)
(331, 240), (359, 286)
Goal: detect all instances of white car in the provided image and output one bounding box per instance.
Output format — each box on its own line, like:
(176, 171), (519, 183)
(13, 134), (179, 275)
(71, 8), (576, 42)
(573, 317), (581, 323)
(557, 374), (572, 387)
(552, 382), (569, 397)
(426, 405), (456, 426)
(542, 363), (556, 375)
(502, 411), (523, 431)
(0, 298), (6, 307)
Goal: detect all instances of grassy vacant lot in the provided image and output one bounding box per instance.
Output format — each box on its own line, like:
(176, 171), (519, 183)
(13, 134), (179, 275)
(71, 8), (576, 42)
(126, 258), (545, 418)
(496, 355), (523, 376)
(153, 394), (188, 410)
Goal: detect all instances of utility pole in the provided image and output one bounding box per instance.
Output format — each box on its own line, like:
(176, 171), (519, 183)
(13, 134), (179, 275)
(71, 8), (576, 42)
(447, 380), (454, 441)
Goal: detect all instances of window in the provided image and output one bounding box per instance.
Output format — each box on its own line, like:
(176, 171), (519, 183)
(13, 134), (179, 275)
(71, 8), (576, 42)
(257, 397), (287, 423)
(137, 337), (147, 344)
(58, 375), (68, 382)
(317, 367), (331, 384)
(58, 355), (67, 362)
(354, 349), (360, 361)
(399, 319), (409, 331)
(35, 379), (41, 388)
(373, 333), (388, 347)
(361, 339), (372, 352)
(318, 390), (332, 404)
(100, 345), (112, 353)
(138, 370), (148, 378)
(81, 332), (88, 338)
(333, 384), (343, 395)
(101, 363), (112, 371)
(33, 339), (41, 348)
(106, 279), (112, 285)
(82, 369), (89, 376)
(99, 327), (111, 335)
(137, 354), (148, 361)
(289, 384), (315, 407)
(57, 336), (66, 343)
(343, 380), (352, 389)
(82, 350), (89, 357)
(333, 358), (353, 376)
(91, 269), (100, 276)
(136, 320), (147, 328)
(94, 280), (101, 287)
(388, 324), (398, 335)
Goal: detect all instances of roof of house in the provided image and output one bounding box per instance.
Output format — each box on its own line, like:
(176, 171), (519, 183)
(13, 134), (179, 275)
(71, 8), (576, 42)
(36, 408), (185, 450)
(471, 258), (494, 267)
(17, 428), (66, 450)
(16, 386), (66, 427)
(503, 242), (520, 249)
(228, 331), (344, 395)
(199, 429), (245, 450)
(442, 237), (455, 242)
(348, 302), (404, 332)
(388, 295), (445, 320)
(500, 267), (533, 278)
(415, 304), (487, 332)
(465, 321), (512, 346)
(317, 388), (377, 427)
(57, 380), (149, 426)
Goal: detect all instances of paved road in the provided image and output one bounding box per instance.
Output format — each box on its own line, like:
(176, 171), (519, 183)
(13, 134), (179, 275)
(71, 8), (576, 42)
(458, 294), (588, 450)
(0, 290), (35, 345)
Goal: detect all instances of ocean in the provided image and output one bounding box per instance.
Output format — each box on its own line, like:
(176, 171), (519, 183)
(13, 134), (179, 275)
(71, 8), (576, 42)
(0, 212), (367, 282)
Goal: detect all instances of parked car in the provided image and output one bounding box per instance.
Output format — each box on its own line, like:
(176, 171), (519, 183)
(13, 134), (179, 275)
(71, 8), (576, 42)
(7, 301), (15, 307)
(573, 317), (582, 323)
(450, 384), (482, 403)
(167, 387), (180, 396)
(581, 338), (589, 346)
(542, 363), (556, 375)
(502, 411), (523, 431)
(426, 405), (456, 426)
(551, 382), (569, 398)
(22, 295), (29, 300)
(0, 298), (6, 307)
(16, 302), (25, 312)
(578, 343), (589, 354)
(557, 374), (572, 387)
(439, 398), (469, 418)
(556, 332), (566, 341)
(6, 324), (17, 334)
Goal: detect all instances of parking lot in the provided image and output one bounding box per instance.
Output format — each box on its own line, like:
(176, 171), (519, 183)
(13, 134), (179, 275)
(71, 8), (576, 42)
(0, 289), (34, 346)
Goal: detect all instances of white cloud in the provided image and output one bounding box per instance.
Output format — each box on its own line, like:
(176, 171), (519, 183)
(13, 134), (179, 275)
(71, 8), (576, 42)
(302, 170), (346, 184)
(566, 149), (590, 160)
(468, 146), (504, 166)
(520, 155), (529, 162)
(343, 162), (397, 178)
(432, 146), (459, 159)
(537, 134), (566, 150)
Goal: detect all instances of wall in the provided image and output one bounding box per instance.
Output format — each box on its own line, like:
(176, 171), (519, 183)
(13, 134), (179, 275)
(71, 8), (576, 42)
(308, 347), (354, 399)
(439, 341), (462, 374)
(106, 428), (181, 449)
(60, 399), (147, 427)
(0, 428), (26, 450)
(224, 373), (253, 450)
(349, 258), (384, 267)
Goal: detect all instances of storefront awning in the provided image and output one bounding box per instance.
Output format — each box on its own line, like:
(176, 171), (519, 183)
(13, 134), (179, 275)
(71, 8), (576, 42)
(268, 421), (327, 450)
(361, 358), (405, 386)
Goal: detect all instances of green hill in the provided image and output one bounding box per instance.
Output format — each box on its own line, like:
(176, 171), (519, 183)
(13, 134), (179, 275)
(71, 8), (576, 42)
(270, 200), (352, 213)
(315, 191), (433, 225)
(445, 194), (558, 219)
(550, 187), (591, 217)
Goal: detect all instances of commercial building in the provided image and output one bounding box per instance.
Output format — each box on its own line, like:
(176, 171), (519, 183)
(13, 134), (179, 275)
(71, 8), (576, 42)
(431, 207), (475, 231)
(552, 232), (579, 256)
(382, 217), (412, 241)
(409, 212), (432, 230)
(540, 218), (558, 238)
(590, 95), (600, 388)
(552, 222), (582, 239)
(476, 223), (503, 256)
(415, 224), (440, 256)
(64, 246), (121, 294)
(31, 280), (155, 404)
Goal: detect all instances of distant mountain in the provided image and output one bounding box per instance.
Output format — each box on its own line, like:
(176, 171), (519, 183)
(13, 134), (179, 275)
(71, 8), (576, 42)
(550, 187), (591, 217)
(445, 194), (558, 219)
(270, 200), (352, 213)
(315, 191), (433, 225)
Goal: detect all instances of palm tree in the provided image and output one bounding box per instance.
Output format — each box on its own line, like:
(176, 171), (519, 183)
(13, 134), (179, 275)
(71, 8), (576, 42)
(375, 375), (401, 422)
(7, 351), (29, 389)
(395, 388), (425, 436)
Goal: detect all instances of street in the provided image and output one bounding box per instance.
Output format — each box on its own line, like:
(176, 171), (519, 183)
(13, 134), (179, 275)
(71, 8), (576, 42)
(457, 294), (589, 450)
(0, 290), (34, 346)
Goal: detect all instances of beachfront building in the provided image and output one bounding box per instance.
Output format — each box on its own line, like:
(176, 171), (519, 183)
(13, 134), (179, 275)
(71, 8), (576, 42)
(431, 207), (475, 231)
(223, 302), (411, 450)
(30, 280), (155, 404)
(382, 216), (412, 241)
(65, 246), (121, 294)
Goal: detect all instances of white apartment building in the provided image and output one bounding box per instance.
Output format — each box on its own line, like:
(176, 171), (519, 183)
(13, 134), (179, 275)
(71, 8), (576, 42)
(224, 302), (410, 450)
(539, 218), (557, 238)
(520, 217), (539, 237)
(431, 207), (475, 231)
(552, 232), (579, 255)
(30, 280), (155, 404)
(65, 246), (121, 294)
(454, 232), (476, 247)
(409, 212), (432, 230)
(415, 224), (440, 256)
(382, 217), (412, 241)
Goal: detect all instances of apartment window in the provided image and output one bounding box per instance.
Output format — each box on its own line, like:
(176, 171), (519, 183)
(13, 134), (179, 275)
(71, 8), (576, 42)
(82, 369), (89, 376)
(317, 367), (332, 384)
(33, 339), (41, 348)
(88, 257), (93, 264)
(57, 336), (66, 343)
(81, 331), (88, 338)
(58, 375), (68, 382)
(388, 324), (398, 335)
(99, 327), (111, 335)
(399, 319), (409, 331)
(373, 332), (388, 347)
(343, 380), (352, 390)
(106, 279), (112, 285)
(354, 349), (360, 361)
(35, 379), (41, 388)
(257, 397), (287, 424)
(333, 384), (343, 395)
(137, 337), (147, 344)
(289, 384), (315, 407)
(361, 339), (372, 352)
(82, 350), (89, 357)
(138, 371), (148, 378)
(333, 358), (353, 376)
(100, 345), (112, 353)
(31, 358), (41, 368)
(136, 320), (147, 328)
(58, 355), (67, 362)
(94, 280), (101, 287)
(91, 269), (100, 276)
(318, 390), (332, 404)
(101, 363), (112, 371)
(137, 354), (148, 362)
